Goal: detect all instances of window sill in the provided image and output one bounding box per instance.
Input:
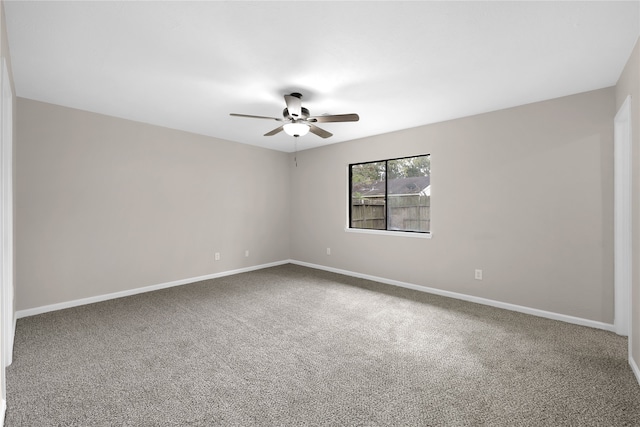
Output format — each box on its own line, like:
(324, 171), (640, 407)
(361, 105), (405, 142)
(344, 227), (432, 239)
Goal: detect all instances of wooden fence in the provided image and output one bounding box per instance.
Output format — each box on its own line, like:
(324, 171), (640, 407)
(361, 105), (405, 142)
(351, 195), (430, 232)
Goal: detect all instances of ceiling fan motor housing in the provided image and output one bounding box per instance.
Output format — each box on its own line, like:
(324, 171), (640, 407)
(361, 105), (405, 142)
(283, 107), (310, 121)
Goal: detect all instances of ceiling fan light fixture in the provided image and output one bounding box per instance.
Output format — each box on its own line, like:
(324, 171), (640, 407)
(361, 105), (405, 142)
(283, 122), (310, 137)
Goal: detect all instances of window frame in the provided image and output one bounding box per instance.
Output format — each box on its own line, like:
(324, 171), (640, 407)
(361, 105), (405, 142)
(348, 154), (431, 236)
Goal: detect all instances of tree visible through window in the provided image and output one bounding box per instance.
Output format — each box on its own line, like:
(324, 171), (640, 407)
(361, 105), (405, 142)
(350, 155), (430, 233)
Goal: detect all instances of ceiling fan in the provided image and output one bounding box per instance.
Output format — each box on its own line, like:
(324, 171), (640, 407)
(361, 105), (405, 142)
(230, 93), (359, 138)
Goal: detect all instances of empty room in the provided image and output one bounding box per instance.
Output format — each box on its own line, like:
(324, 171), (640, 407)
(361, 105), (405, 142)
(1, 1), (640, 425)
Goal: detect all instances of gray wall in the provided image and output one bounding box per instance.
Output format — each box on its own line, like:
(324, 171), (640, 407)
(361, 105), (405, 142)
(14, 86), (619, 325)
(15, 98), (291, 310)
(615, 38), (639, 373)
(290, 87), (615, 323)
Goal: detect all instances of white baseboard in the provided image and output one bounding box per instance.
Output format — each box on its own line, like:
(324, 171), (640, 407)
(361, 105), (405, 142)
(630, 354), (640, 386)
(16, 260), (290, 319)
(15, 258), (617, 334)
(290, 260), (616, 333)
(1, 398), (5, 427)
(7, 317), (15, 366)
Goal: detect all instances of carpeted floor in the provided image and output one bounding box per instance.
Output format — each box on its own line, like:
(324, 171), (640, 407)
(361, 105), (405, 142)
(5, 264), (640, 426)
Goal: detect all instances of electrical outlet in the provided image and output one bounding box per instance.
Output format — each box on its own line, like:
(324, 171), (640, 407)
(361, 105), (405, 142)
(475, 269), (483, 280)
(245, 250), (249, 257)
(215, 252), (220, 261)
(326, 248), (331, 255)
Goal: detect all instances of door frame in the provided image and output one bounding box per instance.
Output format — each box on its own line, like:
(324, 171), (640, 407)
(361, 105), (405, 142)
(614, 94), (632, 338)
(0, 56), (9, 423)
(1, 57), (13, 368)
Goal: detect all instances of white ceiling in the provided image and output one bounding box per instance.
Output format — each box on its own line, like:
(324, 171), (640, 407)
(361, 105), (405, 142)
(4, 1), (639, 153)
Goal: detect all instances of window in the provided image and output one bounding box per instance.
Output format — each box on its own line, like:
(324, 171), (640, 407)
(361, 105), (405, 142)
(349, 154), (430, 233)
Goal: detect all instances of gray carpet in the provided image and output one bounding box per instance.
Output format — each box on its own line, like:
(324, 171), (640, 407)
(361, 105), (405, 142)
(5, 264), (640, 426)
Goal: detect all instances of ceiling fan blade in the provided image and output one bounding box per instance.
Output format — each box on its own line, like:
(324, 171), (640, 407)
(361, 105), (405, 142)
(230, 113), (283, 121)
(264, 125), (284, 136)
(308, 113), (360, 123)
(284, 94), (302, 119)
(308, 124), (333, 139)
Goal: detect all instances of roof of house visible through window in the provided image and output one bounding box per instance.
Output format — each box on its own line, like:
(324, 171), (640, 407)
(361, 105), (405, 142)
(353, 176), (430, 197)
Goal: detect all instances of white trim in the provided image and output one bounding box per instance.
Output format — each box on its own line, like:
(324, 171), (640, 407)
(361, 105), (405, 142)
(0, 58), (11, 415)
(16, 258), (617, 334)
(614, 94), (632, 337)
(631, 355), (640, 386)
(16, 260), (289, 319)
(2, 59), (13, 366)
(290, 260), (616, 332)
(344, 227), (432, 239)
